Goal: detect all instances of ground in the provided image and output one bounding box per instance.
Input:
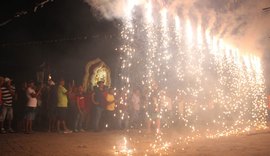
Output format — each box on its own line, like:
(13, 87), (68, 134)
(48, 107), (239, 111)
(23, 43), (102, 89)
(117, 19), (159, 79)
(1, 128), (270, 156)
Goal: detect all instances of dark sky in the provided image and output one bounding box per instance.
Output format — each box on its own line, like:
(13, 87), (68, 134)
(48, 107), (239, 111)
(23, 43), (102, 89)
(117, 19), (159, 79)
(1, 0), (269, 88)
(0, 0), (121, 84)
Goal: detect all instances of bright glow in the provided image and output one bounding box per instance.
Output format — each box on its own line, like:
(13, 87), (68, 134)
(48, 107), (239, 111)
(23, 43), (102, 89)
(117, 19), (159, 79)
(118, 2), (268, 155)
(197, 25), (203, 46)
(145, 0), (153, 24)
(185, 19), (193, 44)
(161, 8), (168, 28)
(175, 15), (180, 32)
(124, 0), (136, 20)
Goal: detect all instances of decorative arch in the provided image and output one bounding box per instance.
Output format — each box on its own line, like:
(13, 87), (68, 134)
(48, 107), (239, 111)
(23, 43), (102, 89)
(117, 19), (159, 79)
(82, 58), (111, 91)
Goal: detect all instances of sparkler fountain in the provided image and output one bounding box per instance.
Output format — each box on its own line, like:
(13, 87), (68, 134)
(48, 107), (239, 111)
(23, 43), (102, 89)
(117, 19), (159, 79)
(116, 0), (268, 155)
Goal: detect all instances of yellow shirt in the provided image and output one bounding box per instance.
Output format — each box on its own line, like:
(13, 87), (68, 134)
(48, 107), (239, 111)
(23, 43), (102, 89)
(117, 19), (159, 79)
(57, 85), (68, 107)
(106, 94), (115, 111)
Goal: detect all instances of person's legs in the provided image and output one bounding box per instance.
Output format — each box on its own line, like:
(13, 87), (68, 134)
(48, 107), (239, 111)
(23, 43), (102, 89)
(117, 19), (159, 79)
(48, 117), (55, 132)
(0, 106), (7, 133)
(133, 110), (140, 128)
(56, 108), (61, 132)
(74, 113), (80, 132)
(156, 118), (161, 133)
(117, 112), (122, 130)
(79, 112), (86, 131)
(29, 120), (33, 132)
(62, 120), (68, 130)
(84, 112), (91, 130)
(146, 112), (153, 133)
(73, 106), (79, 130)
(57, 120), (61, 132)
(25, 111), (30, 133)
(104, 110), (112, 130)
(61, 108), (71, 132)
(29, 110), (35, 133)
(109, 111), (115, 129)
(123, 111), (129, 129)
(48, 117), (52, 132)
(94, 107), (103, 131)
(146, 119), (151, 133)
(25, 119), (29, 133)
(48, 109), (56, 132)
(68, 103), (77, 131)
(25, 108), (34, 134)
(103, 110), (109, 129)
(7, 107), (14, 132)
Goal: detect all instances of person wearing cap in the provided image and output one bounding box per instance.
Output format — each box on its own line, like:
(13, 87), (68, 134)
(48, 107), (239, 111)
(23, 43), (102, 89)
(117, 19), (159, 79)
(0, 77), (16, 133)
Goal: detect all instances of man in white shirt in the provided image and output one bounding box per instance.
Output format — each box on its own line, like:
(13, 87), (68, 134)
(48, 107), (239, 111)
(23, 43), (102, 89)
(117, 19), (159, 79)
(25, 80), (38, 134)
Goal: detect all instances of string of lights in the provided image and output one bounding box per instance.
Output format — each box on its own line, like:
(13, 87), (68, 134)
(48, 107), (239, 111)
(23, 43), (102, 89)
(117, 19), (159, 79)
(0, 36), (88, 47)
(0, 0), (54, 27)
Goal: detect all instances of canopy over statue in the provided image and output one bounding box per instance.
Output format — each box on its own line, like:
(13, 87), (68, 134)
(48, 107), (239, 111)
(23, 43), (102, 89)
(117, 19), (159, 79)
(82, 58), (111, 91)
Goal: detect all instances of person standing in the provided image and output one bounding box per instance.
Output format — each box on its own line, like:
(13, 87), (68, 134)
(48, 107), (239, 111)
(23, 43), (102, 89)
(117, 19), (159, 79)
(56, 79), (72, 133)
(105, 88), (116, 130)
(47, 80), (57, 132)
(14, 82), (27, 132)
(116, 90), (129, 130)
(85, 89), (94, 130)
(0, 77), (15, 133)
(130, 88), (141, 128)
(0, 77), (4, 130)
(160, 91), (173, 128)
(68, 85), (78, 132)
(25, 81), (39, 134)
(74, 85), (88, 132)
(146, 83), (161, 134)
(92, 81), (107, 132)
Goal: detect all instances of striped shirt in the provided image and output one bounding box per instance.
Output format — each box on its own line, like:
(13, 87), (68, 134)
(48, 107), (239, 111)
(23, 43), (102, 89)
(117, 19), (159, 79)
(1, 86), (15, 107)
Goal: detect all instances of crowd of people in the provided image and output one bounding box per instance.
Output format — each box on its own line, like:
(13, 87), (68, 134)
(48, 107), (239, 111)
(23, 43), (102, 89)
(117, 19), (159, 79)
(2, 75), (269, 135)
(0, 76), (175, 134)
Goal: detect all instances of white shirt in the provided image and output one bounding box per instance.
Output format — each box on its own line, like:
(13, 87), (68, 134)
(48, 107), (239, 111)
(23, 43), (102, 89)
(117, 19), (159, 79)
(26, 87), (37, 107)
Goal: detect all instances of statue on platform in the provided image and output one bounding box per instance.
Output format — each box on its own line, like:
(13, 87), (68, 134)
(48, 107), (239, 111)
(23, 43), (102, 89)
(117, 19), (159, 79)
(82, 58), (111, 91)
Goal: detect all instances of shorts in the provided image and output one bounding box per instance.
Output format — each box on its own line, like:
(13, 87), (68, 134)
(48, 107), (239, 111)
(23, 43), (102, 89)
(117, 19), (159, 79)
(0, 106), (13, 121)
(25, 107), (36, 120)
(57, 107), (67, 121)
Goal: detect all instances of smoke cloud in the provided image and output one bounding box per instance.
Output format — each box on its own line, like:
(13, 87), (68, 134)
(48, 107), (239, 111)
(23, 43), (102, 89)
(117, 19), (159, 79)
(84, 0), (270, 56)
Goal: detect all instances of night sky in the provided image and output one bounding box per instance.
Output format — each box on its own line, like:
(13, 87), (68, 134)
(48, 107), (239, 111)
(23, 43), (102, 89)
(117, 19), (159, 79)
(0, 0), (121, 84)
(0, 0), (269, 88)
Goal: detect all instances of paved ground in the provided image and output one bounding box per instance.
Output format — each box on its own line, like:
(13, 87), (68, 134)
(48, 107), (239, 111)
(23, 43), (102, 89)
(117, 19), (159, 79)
(1, 128), (270, 156)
